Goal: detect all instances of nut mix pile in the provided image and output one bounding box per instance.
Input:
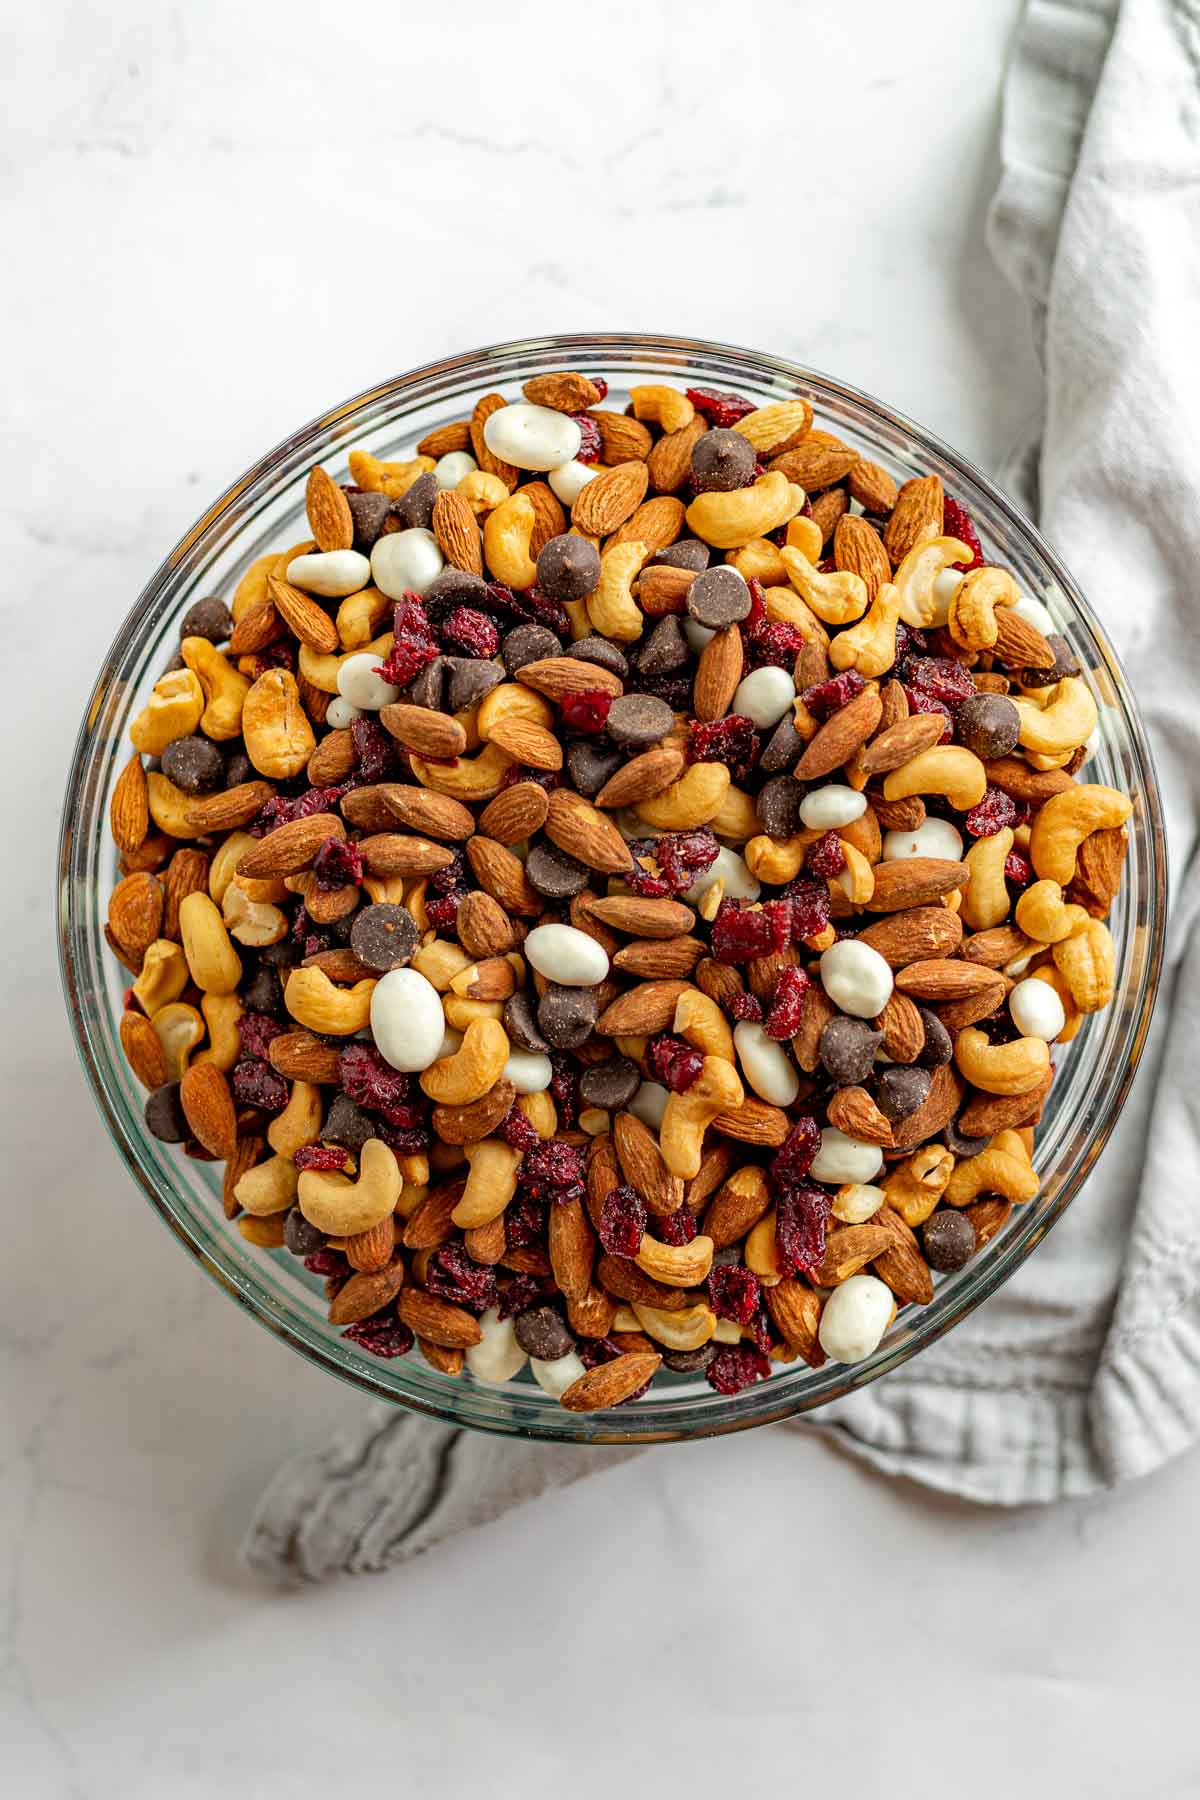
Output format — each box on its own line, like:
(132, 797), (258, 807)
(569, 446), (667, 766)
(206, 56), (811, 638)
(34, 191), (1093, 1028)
(105, 369), (1133, 1410)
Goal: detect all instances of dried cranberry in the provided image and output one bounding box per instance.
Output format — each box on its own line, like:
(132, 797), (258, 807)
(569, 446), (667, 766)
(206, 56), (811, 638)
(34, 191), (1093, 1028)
(570, 412), (603, 461)
(590, 377), (608, 401)
(686, 386), (755, 428)
(964, 785), (1019, 838)
(428, 853), (468, 896)
(943, 495), (984, 570)
(497, 1272), (551, 1319)
(599, 1185), (647, 1259)
(559, 688), (613, 733)
(1005, 849), (1033, 888)
(706, 1344), (771, 1395)
(748, 620), (806, 670)
(626, 670), (693, 710)
(801, 670), (866, 719)
(647, 1034), (705, 1093)
(549, 1053), (578, 1128)
(805, 831), (846, 879)
(497, 1104), (541, 1153)
(903, 655), (976, 710)
(392, 592), (434, 640)
(440, 607), (500, 659)
(623, 851), (671, 900)
(688, 714), (758, 780)
(425, 1241), (498, 1313)
(293, 1144), (349, 1172)
(771, 1116), (822, 1187)
(728, 991), (764, 1023)
(424, 892), (463, 929)
(637, 828), (719, 897)
(521, 1140), (585, 1204)
(350, 716), (398, 784)
(774, 1183), (832, 1275)
(747, 1306), (773, 1355)
(577, 1336), (622, 1369)
(250, 644), (295, 676)
(744, 576), (767, 635)
(231, 1057), (289, 1113)
(251, 785), (342, 838)
(342, 1316), (414, 1359)
(656, 1204), (698, 1247)
(338, 1043), (411, 1115)
(504, 1191), (548, 1250)
(892, 621), (928, 666)
(902, 687), (954, 737)
(711, 898), (776, 964)
(374, 634), (439, 687)
(708, 1264), (761, 1326)
(237, 1011), (284, 1061)
(304, 1247), (348, 1279)
(375, 1119), (430, 1154)
(313, 835), (364, 889)
(764, 966), (811, 1041)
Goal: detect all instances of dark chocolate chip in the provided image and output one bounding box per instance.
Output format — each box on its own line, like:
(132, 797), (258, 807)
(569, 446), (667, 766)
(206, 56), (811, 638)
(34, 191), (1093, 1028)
(322, 1093), (375, 1154)
(144, 1082), (189, 1143)
(691, 428), (757, 493)
(579, 1057), (642, 1110)
(242, 965), (283, 1016)
(923, 1210), (978, 1272)
(179, 596), (233, 643)
(405, 653), (447, 710)
(525, 841), (592, 899)
(605, 693), (675, 751)
(756, 774), (806, 839)
(513, 1304), (575, 1361)
(759, 713), (806, 774)
(943, 1118), (991, 1159)
(662, 1342), (718, 1372)
(1013, 632), (1080, 688)
(259, 939), (299, 970)
(954, 693), (1021, 759)
(223, 751), (253, 789)
(502, 623), (561, 676)
(350, 903), (418, 972)
(345, 490), (392, 553)
(537, 983), (599, 1049)
(686, 565), (752, 629)
(876, 1064), (932, 1123)
(565, 636), (629, 678)
(536, 533), (601, 602)
(445, 657), (504, 713)
(390, 471), (438, 531)
(819, 1017), (883, 1088)
(284, 1206), (325, 1257)
(635, 614), (689, 674)
(161, 734), (224, 795)
(566, 740), (623, 798)
(424, 567), (491, 613)
(651, 539), (710, 573)
(916, 1006), (954, 1069)
(504, 989), (550, 1053)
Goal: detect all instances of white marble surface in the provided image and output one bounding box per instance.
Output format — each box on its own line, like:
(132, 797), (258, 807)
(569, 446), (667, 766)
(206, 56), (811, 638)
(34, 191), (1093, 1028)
(5, 1), (1197, 1793)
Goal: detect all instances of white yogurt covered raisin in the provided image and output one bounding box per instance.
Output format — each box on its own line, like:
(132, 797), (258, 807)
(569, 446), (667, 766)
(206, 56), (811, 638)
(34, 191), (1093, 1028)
(286, 549), (372, 597)
(370, 527), (444, 599)
(818, 1274), (894, 1363)
(731, 665), (795, 729)
(483, 402), (582, 473)
(799, 784), (868, 831)
(523, 923), (609, 986)
(369, 966), (447, 1073)
(819, 938), (894, 1019)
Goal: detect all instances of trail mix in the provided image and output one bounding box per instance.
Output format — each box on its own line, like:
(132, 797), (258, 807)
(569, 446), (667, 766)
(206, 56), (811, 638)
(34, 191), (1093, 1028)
(105, 370), (1133, 1409)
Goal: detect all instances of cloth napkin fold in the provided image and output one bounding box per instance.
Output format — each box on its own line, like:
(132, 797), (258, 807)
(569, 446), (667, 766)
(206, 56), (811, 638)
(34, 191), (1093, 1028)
(245, 0), (1200, 1580)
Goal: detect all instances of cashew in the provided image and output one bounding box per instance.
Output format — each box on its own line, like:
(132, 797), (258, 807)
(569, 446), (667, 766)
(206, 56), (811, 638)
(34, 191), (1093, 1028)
(231, 551), (277, 623)
(631, 384), (695, 433)
(882, 1144), (954, 1228)
(132, 938), (189, 1014)
(129, 668), (205, 755)
(1014, 879), (1091, 944)
(710, 783), (761, 844)
(835, 840), (876, 908)
(197, 991), (243, 1071)
(298, 1138), (402, 1235)
(451, 1138), (523, 1229)
(518, 1089), (557, 1138)
(882, 745), (987, 811)
(687, 473), (806, 549)
(960, 827), (1014, 932)
(483, 490), (538, 589)
(763, 584), (829, 647)
(458, 470), (511, 515)
(728, 538), (789, 586)
(235, 1153), (301, 1217)
(151, 1001), (205, 1081)
(635, 762), (731, 829)
(744, 1208), (785, 1285)
(892, 537), (975, 627)
(242, 668), (318, 779)
(146, 772), (204, 839)
(284, 967), (376, 1035)
(1052, 917), (1116, 1013)
(413, 938), (475, 991)
(1028, 783), (1133, 886)
(631, 1299), (717, 1351)
(1011, 676), (1098, 757)
(444, 994), (506, 1029)
(954, 1025), (1051, 1095)
(347, 449), (435, 498)
(419, 1017), (510, 1105)
(948, 565), (1019, 651)
(944, 1145), (1040, 1208)
(267, 1080), (323, 1157)
(587, 540), (648, 643)
(409, 741), (514, 802)
(180, 637), (250, 741)
(178, 891), (242, 994)
(222, 880), (289, 946)
(635, 1233), (715, 1288)
(828, 582), (903, 676)
(780, 545), (868, 626)
(744, 832), (819, 884)
(477, 681), (554, 740)
(659, 1054), (745, 1178)
(336, 584), (391, 650)
(673, 989), (735, 1062)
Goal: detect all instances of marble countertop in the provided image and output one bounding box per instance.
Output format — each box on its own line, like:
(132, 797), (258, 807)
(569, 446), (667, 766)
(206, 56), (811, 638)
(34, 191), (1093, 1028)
(5, 1), (1197, 1793)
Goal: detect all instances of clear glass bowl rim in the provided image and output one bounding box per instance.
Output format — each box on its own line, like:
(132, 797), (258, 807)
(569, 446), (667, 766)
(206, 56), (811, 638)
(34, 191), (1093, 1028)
(57, 331), (1168, 1444)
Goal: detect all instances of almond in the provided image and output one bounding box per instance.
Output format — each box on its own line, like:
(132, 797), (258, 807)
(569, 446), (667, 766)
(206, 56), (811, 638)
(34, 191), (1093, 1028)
(764, 1279), (826, 1366)
(847, 460), (899, 513)
(560, 1351), (661, 1412)
(522, 480), (566, 555)
(794, 685), (883, 779)
(693, 624), (744, 722)
(647, 415), (708, 493)
(960, 924), (1031, 968)
(567, 1283), (618, 1339)
(455, 890), (519, 958)
(179, 1062), (238, 1160)
(993, 607), (1057, 670)
(809, 485), (850, 545)
(958, 1066), (1054, 1138)
(1067, 825), (1128, 918)
(895, 959), (1006, 1001)
(453, 957), (518, 1001)
(119, 1009), (169, 1088)
(416, 420), (472, 459)
(870, 1205), (933, 1305)
(834, 515), (891, 600)
(793, 983), (838, 1071)
(162, 847), (209, 938)
(515, 656), (625, 701)
(983, 757), (1076, 804)
(359, 833), (457, 877)
(469, 393), (518, 487)
(465, 834), (543, 916)
(594, 743), (686, 808)
(859, 711), (948, 775)
(869, 791), (926, 832)
(419, 1339), (465, 1375)
(890, 1062), (964, 1151)
(428, 1083), (518, 1154)
(826, 1087), (895, 1147)
(236, 812), (344, 879)
(378, 702), (467, 760)
(608, 495), (685, 553)
(933, 973), (1010, 1031)
(545, 790), (632, 874)
(770, 430), (860, 490)
(592, 410), (654, 464)
(814, 1222), (893, 1286)
(267, 574), (339, 654)
(397, 1288), (483, 1349)
(637, 563), (695, 616)
(302, 730), (354, 790)
(596, 1255), (688, 1311)
(373, 783), (476, 840)
(587, 895), (695, 938)
(611, 936), (707, 977)
(267, 1030), (342, 1084)
(184, 781), (274, 834)
(110, 753), (150, 854)
(548, 1196), (595, 1302)
(108, 872), (163, 964)
(329, 1259), (406, 1327)
(874, 991), (925, 1063)
(867, 857), (970, 912)
(402, 1182), (464, 1250)
(521, 370), (603, 412)
(487, 715), (563, 771)
(302, 947), (373, 983)
(595, 979), (692, 1036)
(966, 1196), (1013, 1249)
(711, 1098), (792, 1146)
(477, 780), (551, 845)
(464, 1213), (507, 1265)
(305, 465), (354, 552)
(569, 891), (619, 957)
(571, 460), (650, 536)
(613, 1114), (684, 1218)
(297, 672), (331, 729)
(883, 474), (943, 565)
(703, 1170), (772, 1249)
(431, 488), (484, 575)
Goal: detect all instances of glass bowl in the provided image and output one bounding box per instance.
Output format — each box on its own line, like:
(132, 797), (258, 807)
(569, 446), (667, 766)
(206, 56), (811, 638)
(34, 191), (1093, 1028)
(57, 332), (1167, 1444)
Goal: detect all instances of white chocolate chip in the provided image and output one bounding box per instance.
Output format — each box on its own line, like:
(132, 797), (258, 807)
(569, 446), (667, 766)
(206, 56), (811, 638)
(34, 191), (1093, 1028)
(370, 527), (444, 599)
(733, 1021), (800, 1107)
(523, 923), (610, 986)
(819, 939), (894, 1018)
(1009, 977), (1066, 1041)
(286, 549), (372, 597)
(483, 402), (583, 473)
(731, 665), (796, 729)
(818, 1274), (893, 1363)
(369, 967), (447, 1072)
(685, 617), (716, 653)
(799, 784), (868, 831)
